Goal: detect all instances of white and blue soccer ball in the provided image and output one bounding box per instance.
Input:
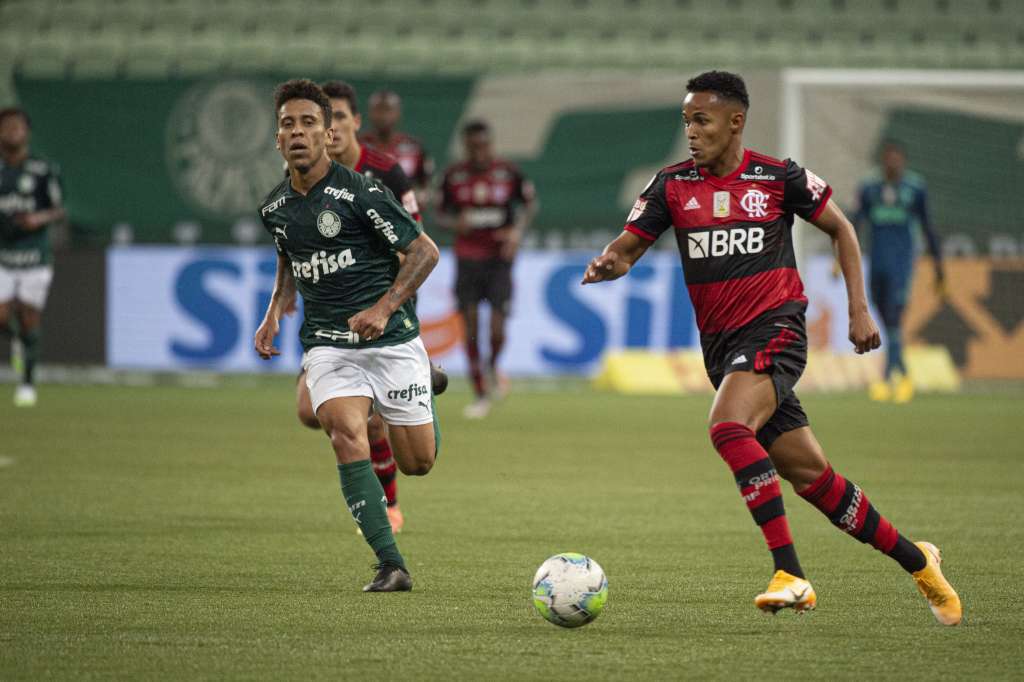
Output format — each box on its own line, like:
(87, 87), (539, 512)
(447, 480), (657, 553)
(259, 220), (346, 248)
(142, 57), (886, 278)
(532, 553), (608, 628)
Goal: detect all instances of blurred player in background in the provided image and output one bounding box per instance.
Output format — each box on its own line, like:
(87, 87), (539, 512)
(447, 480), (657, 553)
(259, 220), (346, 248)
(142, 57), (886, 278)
(0, 107), (65, 407)
(287, 80), (446, 534)
(584, 71), (960, 624)
(361, 89), (434, 206)
(256, 80), (440, 592)
(855, 140), (945, 404)
(436, 120), (536, 419)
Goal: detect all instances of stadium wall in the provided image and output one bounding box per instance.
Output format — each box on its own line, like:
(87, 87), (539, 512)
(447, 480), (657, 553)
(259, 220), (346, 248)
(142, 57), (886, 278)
(100, 246), (1024, 380)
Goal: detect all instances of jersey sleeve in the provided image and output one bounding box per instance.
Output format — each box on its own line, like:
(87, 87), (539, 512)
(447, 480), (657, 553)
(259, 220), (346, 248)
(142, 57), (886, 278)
(436, 169), (457, 214)
(514, 168), (536, 205)
(383, 162), (420, 222)
(915, 183), (942, 264)
(416, 148), (434, 187)
(359, 178), (423, 251)
(42, 163), (63, 210)
(623, 172), (671, 242)
(783, 160), (832, 222)
(258, 195), (286, 256)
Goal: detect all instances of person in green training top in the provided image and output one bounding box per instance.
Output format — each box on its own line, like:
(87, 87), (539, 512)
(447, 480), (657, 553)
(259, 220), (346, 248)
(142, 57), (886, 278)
(255, 80), (440, 592)
(0, 107), (65, 408)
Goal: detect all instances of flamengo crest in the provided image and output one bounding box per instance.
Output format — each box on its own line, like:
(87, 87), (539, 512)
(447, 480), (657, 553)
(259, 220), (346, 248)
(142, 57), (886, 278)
(741, 189), (769, 218)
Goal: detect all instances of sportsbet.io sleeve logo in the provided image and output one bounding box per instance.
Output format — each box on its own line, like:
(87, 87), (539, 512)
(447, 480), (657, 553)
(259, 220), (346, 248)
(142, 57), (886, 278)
(317, 210), (342, 238)
(166, 81), (285, 219)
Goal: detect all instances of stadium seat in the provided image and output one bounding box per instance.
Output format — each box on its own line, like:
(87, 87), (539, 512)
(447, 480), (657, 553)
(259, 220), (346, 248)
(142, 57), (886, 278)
(3, 0), (1023, 80)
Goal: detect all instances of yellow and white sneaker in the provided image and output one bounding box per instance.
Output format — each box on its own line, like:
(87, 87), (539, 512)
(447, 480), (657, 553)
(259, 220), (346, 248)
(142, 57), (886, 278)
(755, 570), (817, 614)
(869, 380), (891, 402)
(912, 541), (962, 625)
(893, 375), (915, 404)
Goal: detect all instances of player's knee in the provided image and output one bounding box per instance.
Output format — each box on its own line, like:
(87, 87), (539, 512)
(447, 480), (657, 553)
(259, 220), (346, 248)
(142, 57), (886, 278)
(396, 446), (435, 476)
(296, 406), (321, 430)
(707, 418), (758, 441)
(326, 425), (364, 458)
(366, 413), (387, 442)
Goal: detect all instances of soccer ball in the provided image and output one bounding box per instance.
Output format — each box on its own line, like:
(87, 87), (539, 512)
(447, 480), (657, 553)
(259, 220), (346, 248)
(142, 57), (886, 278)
(531, 553), (608, 628)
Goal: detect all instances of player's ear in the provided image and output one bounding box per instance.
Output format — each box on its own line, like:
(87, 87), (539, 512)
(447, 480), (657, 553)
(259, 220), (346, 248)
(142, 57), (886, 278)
(354, 113), (362, 132)
(730, 110), (746, 133)
(325, 125), (335, 144)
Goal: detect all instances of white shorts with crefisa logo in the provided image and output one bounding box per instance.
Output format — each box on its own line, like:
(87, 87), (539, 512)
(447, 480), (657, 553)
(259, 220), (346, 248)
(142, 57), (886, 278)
(303, 336), (433, 426)
(0, 265), (53, 309)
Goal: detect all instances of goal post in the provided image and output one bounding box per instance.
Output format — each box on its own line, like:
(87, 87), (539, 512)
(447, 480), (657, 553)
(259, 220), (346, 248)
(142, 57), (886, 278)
(779, 68), (1024, 268)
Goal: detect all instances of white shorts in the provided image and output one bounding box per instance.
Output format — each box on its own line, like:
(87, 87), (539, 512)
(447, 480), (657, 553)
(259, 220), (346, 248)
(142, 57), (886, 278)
(303, 337), (434, 426)
(0, 265), (53, 309)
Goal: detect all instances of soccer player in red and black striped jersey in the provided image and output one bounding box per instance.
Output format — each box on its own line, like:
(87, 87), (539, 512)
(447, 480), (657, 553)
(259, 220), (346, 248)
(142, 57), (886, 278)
(361, 90), (434, 204)
(436, 120), (537, 419)
(290, 80), (445, 535)
(583, 71), (961, 624)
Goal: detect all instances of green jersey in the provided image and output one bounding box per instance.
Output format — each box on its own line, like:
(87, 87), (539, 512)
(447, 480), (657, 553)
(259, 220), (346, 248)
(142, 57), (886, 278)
(0, 156), (62, 269)
(259, 161), (423, 351)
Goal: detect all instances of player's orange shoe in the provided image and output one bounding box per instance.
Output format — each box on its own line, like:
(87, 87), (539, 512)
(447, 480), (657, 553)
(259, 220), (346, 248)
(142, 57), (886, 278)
(356, 505), (404, 536)
(387, 505), (405, 534)
(754, 570), (816, 614)
(912, 541), (962, 625)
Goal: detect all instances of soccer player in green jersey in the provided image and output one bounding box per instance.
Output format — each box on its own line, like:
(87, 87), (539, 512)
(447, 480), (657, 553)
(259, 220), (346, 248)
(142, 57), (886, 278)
(255, 80), (440, 592)
(0, 107), (65, 407)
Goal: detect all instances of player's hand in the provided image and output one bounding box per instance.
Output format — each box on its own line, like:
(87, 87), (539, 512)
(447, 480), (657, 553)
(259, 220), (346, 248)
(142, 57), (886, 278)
(348, 304), (390, 342)
(582, 252), (622, 285)
(455, 210), (473, 236)
(496, 227), (521, 261)
(848, 309), (881, 355)
(13, 212), (44, 231)
(254, 316), (281, 360)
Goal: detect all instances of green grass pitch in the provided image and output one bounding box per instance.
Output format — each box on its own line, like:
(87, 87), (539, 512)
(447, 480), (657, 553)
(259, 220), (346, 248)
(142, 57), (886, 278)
(1, 379), (1022, 680)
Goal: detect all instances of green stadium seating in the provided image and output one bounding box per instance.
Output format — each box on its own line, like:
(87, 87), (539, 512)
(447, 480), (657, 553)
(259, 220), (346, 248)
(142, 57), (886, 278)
(1, 0), (1022, 87)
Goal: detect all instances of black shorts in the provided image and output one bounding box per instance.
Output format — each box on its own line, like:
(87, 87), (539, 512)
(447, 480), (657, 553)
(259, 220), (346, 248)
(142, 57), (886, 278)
(455, 258), (512, 314)
(705, 303), (810, 450)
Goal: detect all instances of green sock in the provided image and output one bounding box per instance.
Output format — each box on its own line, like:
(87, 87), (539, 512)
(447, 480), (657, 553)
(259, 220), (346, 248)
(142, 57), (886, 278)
(20, 328), (39, 385)
(432, 393), (442, 457)
(337, 460), (405, 570)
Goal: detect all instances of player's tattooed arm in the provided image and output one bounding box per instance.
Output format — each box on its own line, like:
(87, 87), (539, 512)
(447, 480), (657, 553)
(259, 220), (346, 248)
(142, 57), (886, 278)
(347, 233), (440, 341)
(811, 199), (881, 355)
(254, 252), (296, 359)
(582, 231), (653, 285)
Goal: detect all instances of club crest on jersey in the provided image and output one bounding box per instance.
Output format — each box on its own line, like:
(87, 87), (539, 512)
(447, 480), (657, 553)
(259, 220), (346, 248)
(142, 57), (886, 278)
(17, 174), (35, 194)
(317, 210), (342, 238)
(741, 189), (769, 218)
(713, 191), (730, 218)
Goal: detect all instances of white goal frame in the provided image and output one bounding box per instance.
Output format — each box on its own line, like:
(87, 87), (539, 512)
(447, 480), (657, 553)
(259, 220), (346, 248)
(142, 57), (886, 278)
(779, 68), (1024, 268)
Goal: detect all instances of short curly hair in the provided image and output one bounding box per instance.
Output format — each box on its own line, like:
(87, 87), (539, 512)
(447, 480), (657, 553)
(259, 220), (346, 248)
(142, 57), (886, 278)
(273, 79), (332, 127)
(686, 71), (749, 110)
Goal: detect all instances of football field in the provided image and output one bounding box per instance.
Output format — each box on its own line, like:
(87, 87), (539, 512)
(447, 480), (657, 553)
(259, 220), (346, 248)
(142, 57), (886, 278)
(2, 379), (1022, 680)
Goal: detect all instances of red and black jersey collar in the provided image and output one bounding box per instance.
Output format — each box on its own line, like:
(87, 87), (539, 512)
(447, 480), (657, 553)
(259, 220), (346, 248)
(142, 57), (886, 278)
(698, 148), (751, 184)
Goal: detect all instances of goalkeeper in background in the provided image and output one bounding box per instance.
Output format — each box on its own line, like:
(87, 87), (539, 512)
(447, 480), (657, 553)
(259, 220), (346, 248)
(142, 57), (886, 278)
(854, 140), (944, 403)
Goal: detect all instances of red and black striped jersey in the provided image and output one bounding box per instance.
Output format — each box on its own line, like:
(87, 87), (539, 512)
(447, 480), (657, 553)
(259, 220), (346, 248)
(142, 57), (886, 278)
(624, 149), (832, 335)
(438, 159), (536, 261)
(359, 130), (434, 188)
(354, 145), (420, 222)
